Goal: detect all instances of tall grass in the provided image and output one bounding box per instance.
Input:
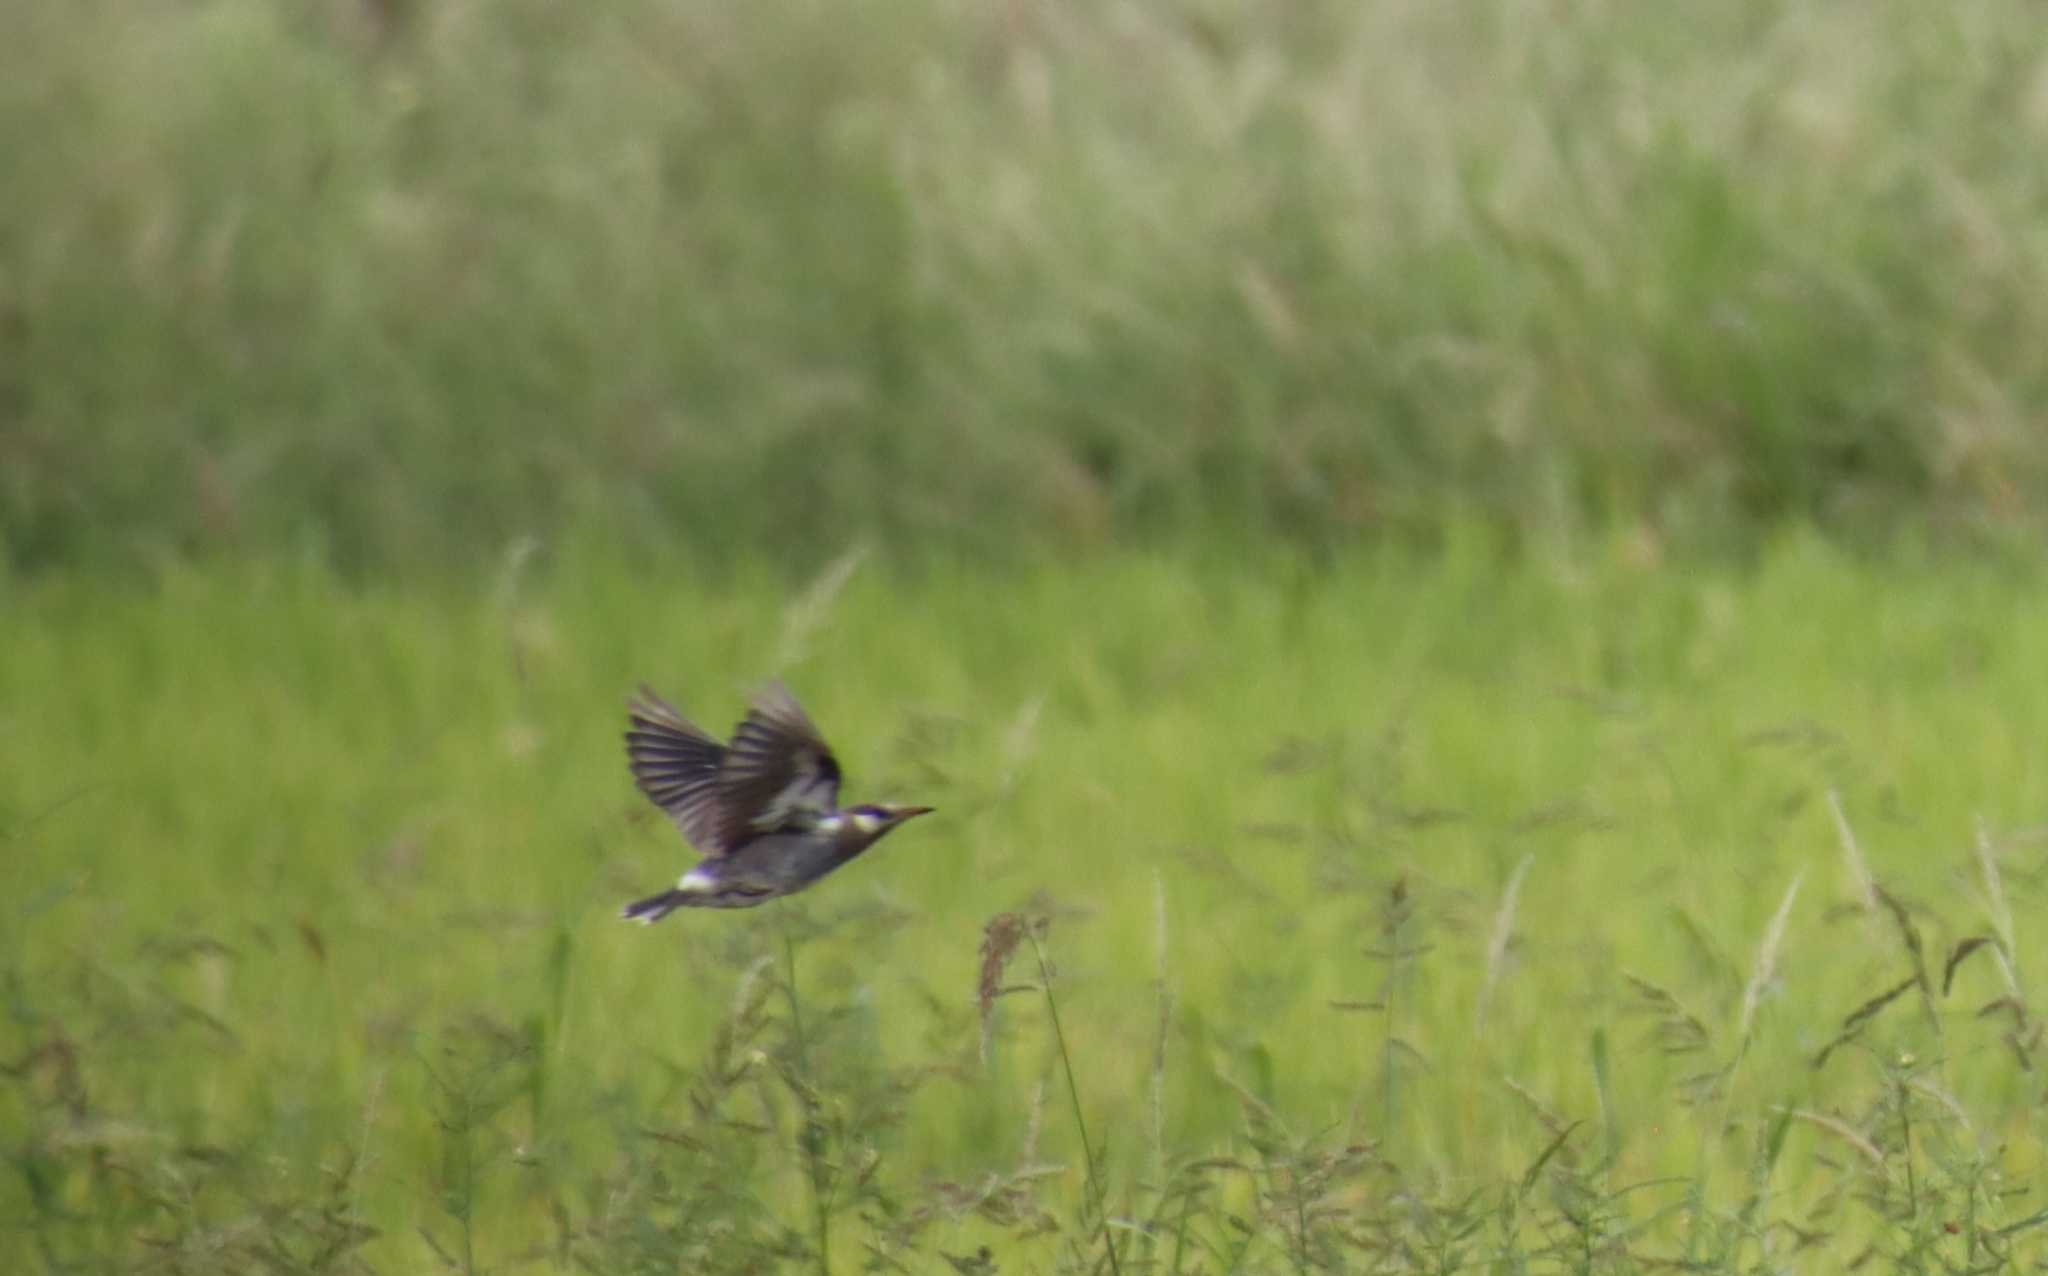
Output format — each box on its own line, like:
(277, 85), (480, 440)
(9, 540), (2048, 1267)
(7, 0), (2048, 575)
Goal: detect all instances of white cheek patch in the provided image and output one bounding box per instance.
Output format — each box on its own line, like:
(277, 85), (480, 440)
(677, 867), (717, 893)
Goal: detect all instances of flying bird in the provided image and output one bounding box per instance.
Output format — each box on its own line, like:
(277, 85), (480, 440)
(620, 681), (932, 922)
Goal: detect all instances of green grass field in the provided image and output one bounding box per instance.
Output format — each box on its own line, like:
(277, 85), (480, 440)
(12, 0), (2048, 1269)
(9, 538), (2048, 1271)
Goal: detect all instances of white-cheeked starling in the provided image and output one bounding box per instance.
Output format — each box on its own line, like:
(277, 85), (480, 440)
(621, 681), (932, 921)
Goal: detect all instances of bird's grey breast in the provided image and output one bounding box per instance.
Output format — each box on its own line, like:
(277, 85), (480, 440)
(727, 827), (844, 887)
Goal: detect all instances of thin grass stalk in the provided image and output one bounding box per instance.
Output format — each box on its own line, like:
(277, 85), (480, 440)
(1026, 925), (1122, 1276)
(1382, 877), (1413, 1138)
(782, 911), (832, 1276)
(1898, 1071), (1918, 1225)
(1691, 870), (1803, 1262)
(1151, 869), (1170, 1186)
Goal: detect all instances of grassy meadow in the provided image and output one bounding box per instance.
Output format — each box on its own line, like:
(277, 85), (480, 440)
(8, 539), (2048, 1271)
(12, 0), (2048, 1270)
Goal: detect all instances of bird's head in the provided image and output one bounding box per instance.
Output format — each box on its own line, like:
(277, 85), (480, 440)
(844, 803), (934, 839)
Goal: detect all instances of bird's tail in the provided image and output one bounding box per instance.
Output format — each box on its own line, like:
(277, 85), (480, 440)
(622, 889), (691, 925)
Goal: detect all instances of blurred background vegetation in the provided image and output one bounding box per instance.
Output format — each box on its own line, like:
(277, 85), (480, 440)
(8, 0), (2048, 578)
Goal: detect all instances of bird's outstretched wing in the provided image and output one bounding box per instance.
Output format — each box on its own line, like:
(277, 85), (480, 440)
(715, 681), (843, 843)
(624, 686), (734, 856)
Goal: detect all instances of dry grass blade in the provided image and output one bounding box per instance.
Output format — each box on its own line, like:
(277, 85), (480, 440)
(1519, 1120), (1583, 1192)
(1873, 887), (1930, 997)
(1781, 1108), (1888, 1175)
(1621, 973), (1712, 1056)
(1811, 975), (1917, 1070)
(1943, 937), (1994, 995)
(1502, 1077), (1569, 1136)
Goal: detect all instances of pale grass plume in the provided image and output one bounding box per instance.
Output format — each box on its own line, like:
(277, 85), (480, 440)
(998, 694), (1046, 795)
(1740, 871), (1804, 1046)
(491, 534), (542, 612)
(1975, 815), (2023, 998)
(772, 543), (870, 669)
(494, 534), (550, 730)
(1020, 1078), (1045, 1167)
(1475, 853), (1533, 1038)
(732, 953), (776, 1024)
(1828, 789), (1878, 914)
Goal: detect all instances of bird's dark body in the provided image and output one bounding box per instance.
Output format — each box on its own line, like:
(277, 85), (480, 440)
(624, 825), (865, 918)
(619, 682), (931, 922)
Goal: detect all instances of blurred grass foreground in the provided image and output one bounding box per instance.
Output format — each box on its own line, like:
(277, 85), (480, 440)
(8, 0), (2048, 573)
